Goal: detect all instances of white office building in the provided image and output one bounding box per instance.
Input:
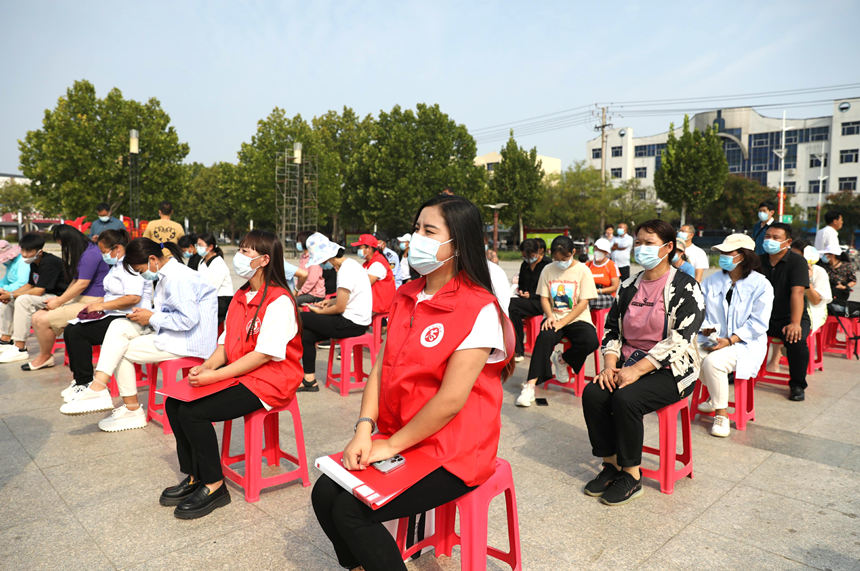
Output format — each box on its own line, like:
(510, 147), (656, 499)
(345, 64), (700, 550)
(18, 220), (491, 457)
(585, 98), (860, 215)
(475, 151), (562, 177)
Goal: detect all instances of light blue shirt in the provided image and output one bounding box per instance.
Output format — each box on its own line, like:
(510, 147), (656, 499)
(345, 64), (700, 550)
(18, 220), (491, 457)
(699, 270), (774, 379)
(0, 255), (30, 292)
(283, 261), (298, 291)
(148, 258), (218, 359)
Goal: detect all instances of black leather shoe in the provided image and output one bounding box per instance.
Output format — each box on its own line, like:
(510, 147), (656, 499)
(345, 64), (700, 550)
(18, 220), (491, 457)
(174, 483), (231, 519)
(788, 386), (805, 401)
(160, 475), (200, 506)
(296, 379), (319, 392)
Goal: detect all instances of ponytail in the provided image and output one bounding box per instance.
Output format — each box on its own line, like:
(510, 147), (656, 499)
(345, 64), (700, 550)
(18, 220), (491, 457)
(123, 238), (183, 274)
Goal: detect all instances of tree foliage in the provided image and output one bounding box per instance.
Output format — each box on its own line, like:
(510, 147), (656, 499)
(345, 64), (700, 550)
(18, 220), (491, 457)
(488, 132), (544, 239)
(654, 115), (728, 224)
(181, 162), (249, 239)
(18, 79), (189, 218)
(0, 181), (36, 221)
(826, 190), (860, 244)
(701, 175), (776, 230)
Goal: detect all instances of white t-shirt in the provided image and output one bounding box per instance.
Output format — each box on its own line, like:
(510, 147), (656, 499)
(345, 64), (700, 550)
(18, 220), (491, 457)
(102, 259), (153, 316)
(488, 261), (511, 316)
(684, 243), (709, 270)
(198, 256), (234, 297)
(337, 258), (373, 326)
(396, 255), (410, 285)
(217, 291), (298, 361)
(808, 264), (833, 331)
(611, 234), (633, 267)
(814, 225), (839, 254)
(415, 292), (507, 363)
(366, 261), (387, 280)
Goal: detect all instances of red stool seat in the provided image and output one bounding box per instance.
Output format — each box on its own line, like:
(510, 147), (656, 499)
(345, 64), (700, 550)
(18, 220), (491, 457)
(641, 398), (693, 494)
(395, 458), (522, 570)
(325, 333), (374, 396)
(542, 340), (587, 397)
(221, 397), (310, 502)
(689, 376), (756, 430)
(822, 315), (860, 359)
(523, 315), (542, 356)
(145, 357), (204, 434)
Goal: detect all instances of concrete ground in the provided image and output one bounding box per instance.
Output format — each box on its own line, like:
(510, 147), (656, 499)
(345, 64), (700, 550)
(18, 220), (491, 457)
(0, 256), (858, 569)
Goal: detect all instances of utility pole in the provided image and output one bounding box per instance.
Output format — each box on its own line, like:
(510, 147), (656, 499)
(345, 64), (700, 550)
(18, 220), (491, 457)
(773, 111), (786, 220)
(594, 106), (612, 231)
(813, 141), (828, 231)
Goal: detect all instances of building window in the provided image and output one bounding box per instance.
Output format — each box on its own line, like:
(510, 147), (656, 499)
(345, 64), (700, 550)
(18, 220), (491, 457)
(611, 146), (622, 157)
(839, 177), (858, 191)
(634, 167), (647, 178)
(809, 180), (828, 194)
(634, 145), (647, 157)
(785, 130), (799, 144)
(809, 126), (829, 141)
(840, 149), (859, 163)
(486, 162), (497, 172)
(783, 181), (796, 194)
(610, 168), (622, 178)
(637, 191), (647, 200)
(751, 134), (770, 147)
(810, 154), (828, 168)
(592, 148), (601, 159)
(842, 121), (860, 136)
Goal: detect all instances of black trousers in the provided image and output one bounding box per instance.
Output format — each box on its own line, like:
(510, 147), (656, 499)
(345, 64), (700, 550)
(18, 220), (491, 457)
(165, 383), (263, 484)
(217, 296), (231, 324)
(768, 319), (810, 390)
(63, 315), (125, 385)
(527, 320), (599, 383)
(299, 312), (367, 375)
(618, 265), (630, 281)
(295, 293), (324, 305)
(582, 368), (685, 467)
(508, 296), (543, 355)
(312, 468), (473, 571)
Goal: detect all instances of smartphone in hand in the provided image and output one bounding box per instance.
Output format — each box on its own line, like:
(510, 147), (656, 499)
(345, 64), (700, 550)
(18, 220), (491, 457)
(372, 454), (406, 474)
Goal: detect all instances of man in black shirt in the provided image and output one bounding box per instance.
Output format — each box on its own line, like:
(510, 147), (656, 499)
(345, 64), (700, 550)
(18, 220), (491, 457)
(509, 238), (551, 361)
(0, 233), (70, 363)
(758, 223), (810, 401)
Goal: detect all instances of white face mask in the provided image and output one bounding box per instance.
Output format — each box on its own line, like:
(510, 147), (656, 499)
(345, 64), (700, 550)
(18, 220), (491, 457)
(407, 233), (454, 275)
(593, 251), (606, 263)
(233, 251), (263, 279)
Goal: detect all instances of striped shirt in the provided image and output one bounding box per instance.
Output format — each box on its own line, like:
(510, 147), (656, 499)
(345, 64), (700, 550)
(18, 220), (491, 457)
(148, 258), (218, 359)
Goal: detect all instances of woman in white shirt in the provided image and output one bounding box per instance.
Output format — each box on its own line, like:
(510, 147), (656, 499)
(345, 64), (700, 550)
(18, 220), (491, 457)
(60, 229), (153, 402)
(297, 232), (372, 392)
(698, 234), (774, 438)
(196, 233), (234, 324)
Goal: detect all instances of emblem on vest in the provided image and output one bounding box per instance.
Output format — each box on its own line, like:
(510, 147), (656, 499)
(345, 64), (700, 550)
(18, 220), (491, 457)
(420, 323), (444, 348)
(246, 317), (262, 336)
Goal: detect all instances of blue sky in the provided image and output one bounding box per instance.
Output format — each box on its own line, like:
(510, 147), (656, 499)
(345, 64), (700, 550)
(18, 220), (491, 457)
(2, 0), (858, 174)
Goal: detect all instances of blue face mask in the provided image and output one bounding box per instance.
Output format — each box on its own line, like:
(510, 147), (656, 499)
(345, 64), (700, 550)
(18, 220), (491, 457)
(98, 215), (110, 223)
(398, 241), (407, 250)
(677, 231), (690, 242)
(758, 211), (770, 222)
(358, 248), (369, 260)
(182, 251), (192, 259)
(296, 243), (303, 252)
(719, 253), (738, 271)
(527, 256), (539, 264)
(554, 258), (572, 270)
(322, 261), (333, 270)
(101, 252), (118, 266)
(617, 228), (625, 237)
(634, 244), (668, 270)
(408, 233), (454, 275)
(671, 254), (680, 264)
(196, 245), (208, 257)
(763, 239), (785, 255)
(820, 253), (830, 264)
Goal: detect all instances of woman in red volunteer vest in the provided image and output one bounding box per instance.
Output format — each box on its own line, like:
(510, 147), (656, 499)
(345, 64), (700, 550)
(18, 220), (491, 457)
(351, 233), (395, 313)
(312, 195), (515, 571)
(160, 230), (303, 520)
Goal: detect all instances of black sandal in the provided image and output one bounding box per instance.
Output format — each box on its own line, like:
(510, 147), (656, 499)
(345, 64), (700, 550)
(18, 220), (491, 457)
(297, 379), (319, 392)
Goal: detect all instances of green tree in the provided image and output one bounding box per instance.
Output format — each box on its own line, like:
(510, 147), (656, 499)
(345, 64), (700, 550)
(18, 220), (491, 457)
(18, 79), (189, 218)
(609, 178), (667, 230)
(180, 162), (249, 239)
(488, 132), (545, 242)
(348, 103), (485, 235)
(826, 190), (860, 245)
(702, 175), (776, 230)
(654, 115), (728, 225)
(0, 180), (36, 223)
(532, 162), (610, 237)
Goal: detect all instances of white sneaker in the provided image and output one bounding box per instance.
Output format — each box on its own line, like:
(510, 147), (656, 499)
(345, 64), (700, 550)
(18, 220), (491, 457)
(0, 343), (19, 354)
(98, 405), (147, 432)
(514, 354), (525, 363)
(60, 380), (77, 400)
(551, 347), (570, 383)
(515, 383), (536, 407)
(697, 399), (716, 414)
(0, 349), (29, 363)
(710, 415), (731, 438)
(59, 387), (114, 415)
(63, 384), (88, 403)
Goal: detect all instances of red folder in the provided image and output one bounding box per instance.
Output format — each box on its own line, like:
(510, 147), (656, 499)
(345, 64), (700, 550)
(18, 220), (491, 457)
(155, 378), (237, 402)
(315, 447), (440, 510)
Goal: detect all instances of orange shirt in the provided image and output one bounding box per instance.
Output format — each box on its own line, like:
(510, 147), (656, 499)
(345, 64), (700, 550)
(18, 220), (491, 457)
(586, 259), (620, 292)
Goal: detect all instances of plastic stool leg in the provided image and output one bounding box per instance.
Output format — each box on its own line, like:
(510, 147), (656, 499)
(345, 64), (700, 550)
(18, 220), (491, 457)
(244, 413), (264, 502)
(263, 412), (280, 466)
(288, 400), (311, 486)
(658, 408), (677, 494)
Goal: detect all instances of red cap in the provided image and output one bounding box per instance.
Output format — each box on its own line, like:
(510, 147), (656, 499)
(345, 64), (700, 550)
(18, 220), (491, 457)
(350, 233), (378, 248)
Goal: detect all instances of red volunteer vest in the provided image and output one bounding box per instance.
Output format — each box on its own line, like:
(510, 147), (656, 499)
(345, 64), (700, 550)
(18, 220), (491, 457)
(364, 250), (395, 314)
(223, 285), (303, 408)
(377, 273), (514, 487)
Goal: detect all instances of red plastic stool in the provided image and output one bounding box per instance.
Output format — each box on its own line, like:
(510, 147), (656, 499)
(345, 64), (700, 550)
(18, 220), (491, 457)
(523, 315), (542, 356)
(584, 308), (610, 381)
(145, 357), (203, 434)
(395, 458), (522, 570)
(778, 328), (824, 375)
(689, 376), (756, 430)
(220, 397), (310, 502)
(325, 333), (373, 396)
(542, 340), (587, 397)
(758, 337), (792, 386)
(822, 315), (859, 359)
(641, 398), (693, 494)
(370, 312), (388, 362)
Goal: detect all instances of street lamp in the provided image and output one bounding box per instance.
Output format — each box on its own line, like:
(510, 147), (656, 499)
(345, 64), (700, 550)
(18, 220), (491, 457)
(484, 203), (508, 251)
(811, 142), (828, 231)
(129, 129), (140, 232)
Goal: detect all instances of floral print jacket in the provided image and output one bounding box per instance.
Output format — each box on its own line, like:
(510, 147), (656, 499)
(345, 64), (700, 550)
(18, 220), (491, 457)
(602, 267), (706, 396)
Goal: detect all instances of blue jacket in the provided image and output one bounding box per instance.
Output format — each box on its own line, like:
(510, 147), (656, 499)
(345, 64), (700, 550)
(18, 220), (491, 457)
(0, 255), (30, 292)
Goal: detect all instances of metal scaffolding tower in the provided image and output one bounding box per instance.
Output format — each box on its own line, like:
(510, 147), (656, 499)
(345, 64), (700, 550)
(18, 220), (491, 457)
(275, 143), (318, 248)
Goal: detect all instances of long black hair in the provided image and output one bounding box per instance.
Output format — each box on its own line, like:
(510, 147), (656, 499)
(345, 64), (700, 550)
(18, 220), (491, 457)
(97, 229), (130, 250)
(123, 238), (183, 273)
(412, 194), (513, 380)
(52, 224), (92, 280)
(197, 232), (224, 259)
